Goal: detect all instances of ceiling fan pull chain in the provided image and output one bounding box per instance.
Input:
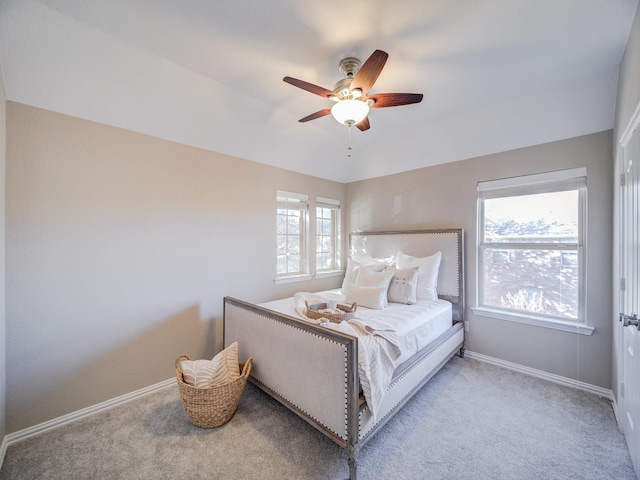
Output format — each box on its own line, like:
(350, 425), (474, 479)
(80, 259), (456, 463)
(347, 122), (353, 157)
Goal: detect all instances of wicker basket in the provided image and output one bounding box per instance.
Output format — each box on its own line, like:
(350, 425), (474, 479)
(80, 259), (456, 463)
(175, 354), (253, 428)
(305, 301), (357, 323)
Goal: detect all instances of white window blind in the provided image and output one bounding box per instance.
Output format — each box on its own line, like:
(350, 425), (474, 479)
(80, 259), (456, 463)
(316, 196), (340, 209)
(277, 191), (309, 211)
(478, 167), (587, 198)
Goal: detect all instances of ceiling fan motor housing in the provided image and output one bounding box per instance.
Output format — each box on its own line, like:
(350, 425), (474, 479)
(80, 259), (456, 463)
(338, 57), (361, 77)
(334, 57), (361, 98)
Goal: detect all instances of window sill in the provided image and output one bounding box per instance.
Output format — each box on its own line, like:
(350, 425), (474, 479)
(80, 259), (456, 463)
(315, 270), (344, 279)
(471, 307), (594, 336)
(274, 274), (313, 285)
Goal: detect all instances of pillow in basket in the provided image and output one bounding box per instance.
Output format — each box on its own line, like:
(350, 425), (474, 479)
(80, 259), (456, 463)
(180, 342), (240, 388)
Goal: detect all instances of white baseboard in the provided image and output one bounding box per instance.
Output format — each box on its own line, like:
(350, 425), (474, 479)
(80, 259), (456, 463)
(0, 435), (7, 472)
(464, 350), (614, 401)
(4, 377), (175, 449)
(612, 394), (622, 429)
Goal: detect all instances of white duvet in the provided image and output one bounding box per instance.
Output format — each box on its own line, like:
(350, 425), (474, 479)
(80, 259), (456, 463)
(259, 290), (452, 419)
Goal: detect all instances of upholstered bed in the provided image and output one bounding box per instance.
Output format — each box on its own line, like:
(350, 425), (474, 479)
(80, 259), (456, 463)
(223, 229), (465, 480)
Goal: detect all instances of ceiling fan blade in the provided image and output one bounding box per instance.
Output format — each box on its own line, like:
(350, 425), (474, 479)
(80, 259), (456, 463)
(298, 107), (332, 122)
(356, 117), (370, 131)
(368, 93), (423, 108)
(350, 50), (388, 94)
(283, 76), (336, 99)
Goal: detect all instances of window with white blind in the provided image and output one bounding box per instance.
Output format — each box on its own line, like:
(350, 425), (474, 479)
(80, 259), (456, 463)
(316, 197), (341, 274)
(276, 191), (309, 280)
(474, 168), (592, 334)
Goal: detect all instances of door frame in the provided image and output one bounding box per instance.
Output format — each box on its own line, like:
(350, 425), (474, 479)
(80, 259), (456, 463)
(615, 99), (640, 430)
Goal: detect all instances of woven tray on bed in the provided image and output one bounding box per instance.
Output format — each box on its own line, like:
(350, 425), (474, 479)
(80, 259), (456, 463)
(305, 301), (357, 323)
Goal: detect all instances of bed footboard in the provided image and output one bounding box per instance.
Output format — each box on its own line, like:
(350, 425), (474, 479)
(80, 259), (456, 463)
(223, 297), (360, 450)
(224, 229), (465, 480)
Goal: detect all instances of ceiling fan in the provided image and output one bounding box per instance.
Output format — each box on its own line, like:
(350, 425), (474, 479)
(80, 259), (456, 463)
(283, 49), (423, 132)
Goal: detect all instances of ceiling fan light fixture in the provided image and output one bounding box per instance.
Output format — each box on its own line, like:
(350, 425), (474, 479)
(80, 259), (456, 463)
(284, 49), (422, 133)
(331, 99), (369, 126)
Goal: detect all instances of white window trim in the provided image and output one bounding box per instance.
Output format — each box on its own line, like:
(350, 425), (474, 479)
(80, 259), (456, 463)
(476, 168), (590, 333)
(471, 307), (594, 335)
(315, 196), (342, 274)
(315, 270), (344, 279)
(275, 192), (344, 284)
(276, 190), (309, 280)
(274, 273), (313, 285)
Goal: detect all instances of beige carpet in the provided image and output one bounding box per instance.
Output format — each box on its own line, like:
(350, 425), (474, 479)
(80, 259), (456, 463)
(0, 356), (634, 479)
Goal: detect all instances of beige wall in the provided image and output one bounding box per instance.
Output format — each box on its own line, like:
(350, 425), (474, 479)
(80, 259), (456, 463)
(6, 102), (345, 433)
(346, 130), (613, 389)
(0, 66), (6, 441)
(612, 4), (640, 406)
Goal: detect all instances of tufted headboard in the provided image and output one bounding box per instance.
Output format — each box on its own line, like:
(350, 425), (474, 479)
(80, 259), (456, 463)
(349, 229), (465, 323)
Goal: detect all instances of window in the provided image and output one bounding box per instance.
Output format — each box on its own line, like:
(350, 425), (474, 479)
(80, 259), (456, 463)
(316, 197), (341, 273)
(476, 168), (589, 333)
(276, 191), (309, 278)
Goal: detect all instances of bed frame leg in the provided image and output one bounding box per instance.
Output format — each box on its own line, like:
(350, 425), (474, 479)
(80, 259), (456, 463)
(347, 456), (357, 480)
(458, 346), (465, 358)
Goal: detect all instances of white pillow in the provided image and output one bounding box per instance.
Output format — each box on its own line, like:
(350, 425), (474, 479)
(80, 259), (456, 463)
(396, 251), (442, 301)
(347, 266), (394, 309)
(356, 265), (395, 288)
(352, 251), (395, 269)
(341, 257), (392, 294)
(345, 285), (389, 310)
(388, 267), (420, 304)
(180, 342), (240, 388)
(341, 258), (362, 293)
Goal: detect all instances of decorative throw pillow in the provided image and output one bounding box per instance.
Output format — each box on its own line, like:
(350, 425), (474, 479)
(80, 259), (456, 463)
(345, 284), (389, 310)
(396, 251), (442, 301)
(180, 341), (240, 388)
(388, 267), (420, 304)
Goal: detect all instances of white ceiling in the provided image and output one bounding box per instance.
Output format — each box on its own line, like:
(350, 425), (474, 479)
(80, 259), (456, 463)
(0, 0), (638, 183)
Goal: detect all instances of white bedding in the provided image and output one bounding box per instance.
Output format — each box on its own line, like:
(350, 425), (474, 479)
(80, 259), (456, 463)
(259, 290), (452, 419)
